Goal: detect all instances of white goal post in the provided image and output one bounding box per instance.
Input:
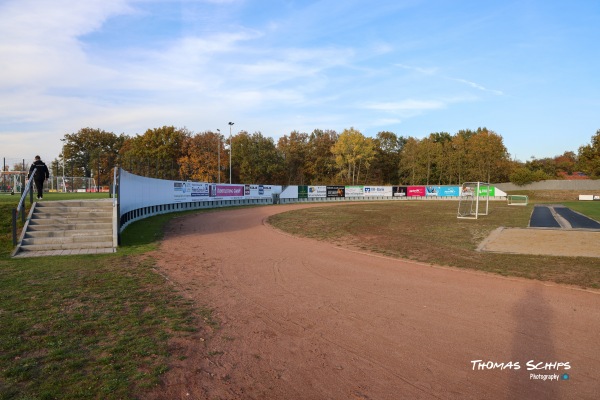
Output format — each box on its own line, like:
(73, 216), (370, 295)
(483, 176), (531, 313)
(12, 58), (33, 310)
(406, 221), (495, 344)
(507, 194), (528, 206)
(457, 182), (490, 220)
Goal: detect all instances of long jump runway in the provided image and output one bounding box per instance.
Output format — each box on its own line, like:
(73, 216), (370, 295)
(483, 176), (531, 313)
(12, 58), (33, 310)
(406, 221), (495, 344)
(150, 204), (600, 400)
(530, 205), (600, 229)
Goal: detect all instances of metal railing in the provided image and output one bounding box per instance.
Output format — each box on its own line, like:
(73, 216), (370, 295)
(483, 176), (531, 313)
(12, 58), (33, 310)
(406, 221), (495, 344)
(12, 168), (35, 246)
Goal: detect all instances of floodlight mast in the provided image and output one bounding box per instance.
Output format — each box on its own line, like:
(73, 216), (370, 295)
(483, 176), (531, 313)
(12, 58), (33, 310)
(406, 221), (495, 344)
(216, 129), (221, 184)
(228, 122), (234, 184)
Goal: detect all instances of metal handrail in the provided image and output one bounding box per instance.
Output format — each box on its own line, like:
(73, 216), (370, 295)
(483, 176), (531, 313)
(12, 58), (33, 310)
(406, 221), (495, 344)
(12, 168), (36, 246)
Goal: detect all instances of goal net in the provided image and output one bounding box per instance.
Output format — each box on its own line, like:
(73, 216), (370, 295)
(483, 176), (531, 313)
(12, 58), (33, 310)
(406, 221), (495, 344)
(457, 182), (490, 219)
(507, 194), (528, 206)
(55, 177), (97, 192)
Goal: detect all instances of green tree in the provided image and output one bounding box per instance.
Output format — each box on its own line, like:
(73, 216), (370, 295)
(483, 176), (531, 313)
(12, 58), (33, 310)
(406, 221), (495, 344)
(577, 130), (600, 178)
(120, 126), (189, 179)
(371, 131), (405, 184)
(278, 131), (309, 185)
(331, 128), (375, 185)
(231, 131), (284, 184)
(305, 129), (338, 184)
(398, 137), (422, 185)
(61, 128), (125, 186)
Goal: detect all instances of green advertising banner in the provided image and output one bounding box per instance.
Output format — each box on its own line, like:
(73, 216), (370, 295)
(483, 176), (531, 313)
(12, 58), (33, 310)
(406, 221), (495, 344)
(477, 186), (495, 196)
(298, 185), (308, 199)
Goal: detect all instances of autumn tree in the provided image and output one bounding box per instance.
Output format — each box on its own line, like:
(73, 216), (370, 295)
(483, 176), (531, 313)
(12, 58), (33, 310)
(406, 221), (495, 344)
(331, 128), (375, 185)
(179, 131), (225, 182)
(61, 127), (125, 186)
(466, 127), (511, 183)
(120, 126), (189, 179)
(554, 151), (577, 176)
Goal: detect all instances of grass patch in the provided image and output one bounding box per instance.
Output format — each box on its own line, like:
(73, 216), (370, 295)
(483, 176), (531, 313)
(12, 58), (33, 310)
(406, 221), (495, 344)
(0, 194), (210, 399)
(268, 201), (600, 288)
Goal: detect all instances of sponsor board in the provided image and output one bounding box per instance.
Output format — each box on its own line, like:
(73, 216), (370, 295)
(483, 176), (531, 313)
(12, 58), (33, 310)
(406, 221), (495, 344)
(308, 186), (327, 198)
(364, 186), (393, 196)
(345, 186), (364, 197)
(393, 186), (407, 197)
(327, 186), (345, 197)
(427, 186), (460, 197)
(298, 185), (308, 199)
(477, 186), (495, 197)
(210, 184), (245, 198)
(191, 182), (210, 197)
(407, 186), (426, 196)
(244, 184), (274, 198)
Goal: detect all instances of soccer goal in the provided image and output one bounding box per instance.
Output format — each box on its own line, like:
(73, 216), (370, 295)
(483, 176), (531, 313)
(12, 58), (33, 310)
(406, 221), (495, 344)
(457, 182), (490, 219)
(507, 194), (528, 206)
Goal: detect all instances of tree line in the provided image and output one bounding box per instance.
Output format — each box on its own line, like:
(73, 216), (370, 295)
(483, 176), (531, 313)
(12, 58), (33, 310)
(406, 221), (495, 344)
(31, 126), (600, 187)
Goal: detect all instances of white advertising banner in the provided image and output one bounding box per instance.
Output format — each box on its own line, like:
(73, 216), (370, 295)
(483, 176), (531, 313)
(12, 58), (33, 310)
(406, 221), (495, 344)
(308, 186), (327, 198)
(245, 184), (277, 199)
(345, 186), (364, 197)
(363, 186), (393, 196)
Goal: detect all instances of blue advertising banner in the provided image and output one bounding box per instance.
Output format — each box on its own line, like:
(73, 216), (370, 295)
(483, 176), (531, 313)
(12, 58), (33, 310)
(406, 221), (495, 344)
(426, 186), (460, 196)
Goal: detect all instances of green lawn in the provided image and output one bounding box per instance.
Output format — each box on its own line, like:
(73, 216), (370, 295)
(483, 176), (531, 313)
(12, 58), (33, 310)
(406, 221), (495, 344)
(268, 200), (600, 289)
(0, 193), (208, 400)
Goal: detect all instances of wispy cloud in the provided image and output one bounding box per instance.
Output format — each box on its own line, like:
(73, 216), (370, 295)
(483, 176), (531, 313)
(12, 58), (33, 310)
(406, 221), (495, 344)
(450, 78), (503, 95)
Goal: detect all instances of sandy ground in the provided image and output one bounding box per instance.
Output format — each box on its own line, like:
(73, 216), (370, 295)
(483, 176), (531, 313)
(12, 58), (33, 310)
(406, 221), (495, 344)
(479, 227), (600, 257)
(148, 204), (600, 400)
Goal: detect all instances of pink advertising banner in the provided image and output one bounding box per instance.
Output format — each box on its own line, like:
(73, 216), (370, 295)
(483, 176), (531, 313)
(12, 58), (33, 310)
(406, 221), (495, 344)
(407, 186), (426, 196)
(211, 184), (245, 197)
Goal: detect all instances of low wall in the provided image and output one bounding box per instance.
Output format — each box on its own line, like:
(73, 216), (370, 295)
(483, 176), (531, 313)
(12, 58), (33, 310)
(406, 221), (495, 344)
(119, 197), (272, 233)
(497, 180), (600, 192)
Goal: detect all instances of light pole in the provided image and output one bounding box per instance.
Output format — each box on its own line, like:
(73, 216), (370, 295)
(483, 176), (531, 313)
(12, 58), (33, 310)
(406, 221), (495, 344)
(228, 122), (234, 184)
(216, 129), (221, 184)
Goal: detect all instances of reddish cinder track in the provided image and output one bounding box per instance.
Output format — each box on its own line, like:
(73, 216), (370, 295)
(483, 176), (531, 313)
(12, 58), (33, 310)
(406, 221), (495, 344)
(149, 204), (600, 400)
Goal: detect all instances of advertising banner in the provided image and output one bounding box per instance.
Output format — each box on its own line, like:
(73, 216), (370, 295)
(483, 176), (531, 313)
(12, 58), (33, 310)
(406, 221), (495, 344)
(364, 186), (393, 196)
(393, 186), (407, 197)
(244, 184), (275, 198)
(210, 184), (245, 198)
(191, 182), (210, 197)
(407, 186), (426, 196)
(345, 186), (364, 197)
(308, 186), (327, 198)
(326, 186), (345, 197)
(298, 185), (308, 199)
(426, 186), (460, 197)
(477, 186), (495, 197)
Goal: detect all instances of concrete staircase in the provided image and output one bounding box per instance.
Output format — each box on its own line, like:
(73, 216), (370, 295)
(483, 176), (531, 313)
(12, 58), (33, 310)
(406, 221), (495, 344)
(13, 200), (116, 257)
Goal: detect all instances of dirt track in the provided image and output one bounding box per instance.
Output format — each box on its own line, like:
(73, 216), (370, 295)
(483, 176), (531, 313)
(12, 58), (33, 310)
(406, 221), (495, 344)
(150, 204), (600, 399)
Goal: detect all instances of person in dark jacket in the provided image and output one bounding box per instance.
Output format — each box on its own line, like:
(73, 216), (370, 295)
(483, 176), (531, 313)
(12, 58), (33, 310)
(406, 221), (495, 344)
(28, 155), (50, 200)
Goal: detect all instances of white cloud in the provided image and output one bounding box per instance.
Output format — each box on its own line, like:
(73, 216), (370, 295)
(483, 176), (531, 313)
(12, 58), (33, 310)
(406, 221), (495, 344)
(451, 78), (503, 95)
(364, 99), (446, 114)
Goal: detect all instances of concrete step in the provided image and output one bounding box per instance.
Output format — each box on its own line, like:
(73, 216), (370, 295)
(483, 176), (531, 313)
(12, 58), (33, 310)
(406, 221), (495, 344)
(31, 210), (112, 219)
(35, 200), (113, 208)
(14, 199), (117, 258)
(26, 222), (112, 231)
(25, 229), (112, 238)
(31, 211), (112, 218)
(19, 242), (115, 252)
(21, 235), (113, 245)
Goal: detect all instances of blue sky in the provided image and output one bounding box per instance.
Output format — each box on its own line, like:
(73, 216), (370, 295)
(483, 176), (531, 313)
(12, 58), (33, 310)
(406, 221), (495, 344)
(1, 0), (599, 164)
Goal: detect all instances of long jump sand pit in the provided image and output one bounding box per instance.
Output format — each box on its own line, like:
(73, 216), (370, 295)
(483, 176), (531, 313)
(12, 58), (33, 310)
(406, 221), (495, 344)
(479, 227), (600, 258)
(149, 204), (600, 399)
